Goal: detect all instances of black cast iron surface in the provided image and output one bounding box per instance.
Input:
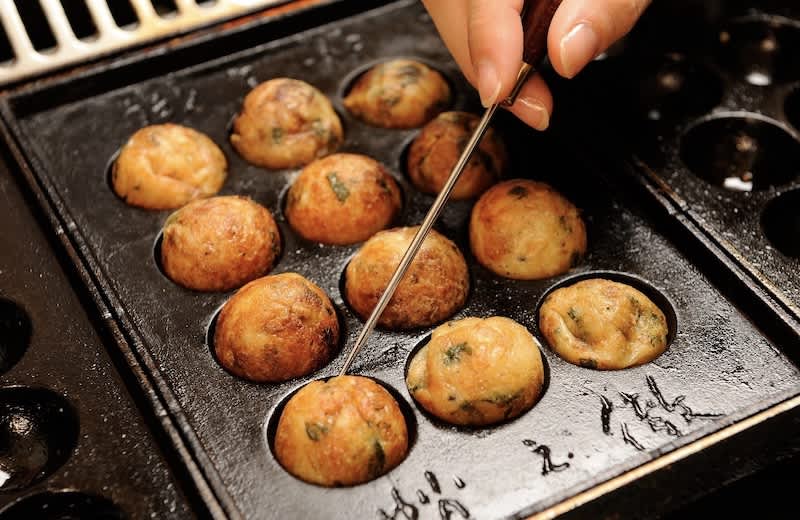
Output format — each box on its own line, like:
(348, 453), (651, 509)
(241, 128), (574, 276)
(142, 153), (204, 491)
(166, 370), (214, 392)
(1, 1), (800, 518)
(567, 0), (800, 323)
(0, 154), (194, 517)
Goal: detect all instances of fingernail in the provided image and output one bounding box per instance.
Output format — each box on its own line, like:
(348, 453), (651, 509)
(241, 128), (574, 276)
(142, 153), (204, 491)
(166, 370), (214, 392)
(518, 97), (550, 131)
(560, 22), (600, 78)
(476, 60), (501, 107)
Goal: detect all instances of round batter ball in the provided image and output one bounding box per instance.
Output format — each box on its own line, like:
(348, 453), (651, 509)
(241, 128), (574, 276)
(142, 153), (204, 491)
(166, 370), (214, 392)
(231, 78), (343, 169)
(274, 375), (408, 486)
(407, 111), (508, 199)
(214, 273), (338, 382)
(345, 227), (469, 329)
(406, 317), (545, 426)
(112, 123), (226, 210)
(470, 180), (587, 280)
(285, 153), (402, 245)
(161, 195), (281, 292)
(344, 59), (451, 129)
(539, 278), (670, 370)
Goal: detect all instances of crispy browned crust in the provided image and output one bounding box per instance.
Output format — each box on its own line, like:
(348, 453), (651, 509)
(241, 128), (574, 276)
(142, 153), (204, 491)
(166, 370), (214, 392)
(343, 59), (451, 129)
(285, 153), (402, 245)
(345, 226), (469, 329)
(231, 78), (343, 169)
(539, 278), (670, 370)
(407, 316), (544, 426)
(470, 179), (587, 280)
(407, 112), (507, 199)
(112, 123), (227, 210)
(160, 195), (281, 292)
(274, 375), (408, 486)
(214, 273), (339, 382)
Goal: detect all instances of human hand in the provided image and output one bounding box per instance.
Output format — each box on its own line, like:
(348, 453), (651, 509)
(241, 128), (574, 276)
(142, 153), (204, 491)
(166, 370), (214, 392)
(422, 0), (652, 130)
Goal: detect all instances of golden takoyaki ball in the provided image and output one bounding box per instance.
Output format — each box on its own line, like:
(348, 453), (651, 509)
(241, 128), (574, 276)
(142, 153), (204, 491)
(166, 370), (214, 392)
(539, 278), (670, 370)
(214, 273), (338, 382)
(231, 78), (343, 169)
(407, 111), (508, 199)
(274, 376), (408, 486)
(470, 180), (587, 280)
(285, 153), (402, 245)
(345, 227), (469, 329)
(112, 123), (226, 210)
(344, 59), (451, 129)
(160, 196), (281, 292)
(406, 317), (545, 426)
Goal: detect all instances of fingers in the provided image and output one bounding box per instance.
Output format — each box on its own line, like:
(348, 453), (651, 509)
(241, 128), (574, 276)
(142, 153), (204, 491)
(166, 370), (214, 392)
(505, 73), (553, 131)
(466, 0), (524, 106)
(548, 0), (652, 78)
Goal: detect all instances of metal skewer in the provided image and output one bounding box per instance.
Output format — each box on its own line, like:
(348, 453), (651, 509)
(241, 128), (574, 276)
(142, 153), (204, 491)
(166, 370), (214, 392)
(339, 0), (563, 376)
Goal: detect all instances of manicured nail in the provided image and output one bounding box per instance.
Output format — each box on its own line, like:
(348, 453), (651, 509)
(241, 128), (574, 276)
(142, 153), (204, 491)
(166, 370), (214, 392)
(476, 60), (501, 107)
(560, 22), (600, 78)
(518, 97), (550, 131)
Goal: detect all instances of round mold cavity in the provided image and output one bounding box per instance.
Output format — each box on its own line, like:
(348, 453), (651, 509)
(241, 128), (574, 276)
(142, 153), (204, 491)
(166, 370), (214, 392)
(206, 292), (346, 383)
(631, 53), (723, 123)
(717, 17), (800, 86)
(680, 113), (800, 192)
(264, 375), (417, 487)
(762, 189), (800, 259)
(0, 299), (31, 375)
(337, 57), (456, 127)
(0, 387), (79, 492)
(403, 326), (550, 430)
(0, 491), (125, 519)
(786, 86), (800, 133)
(535, 271), (679, 369)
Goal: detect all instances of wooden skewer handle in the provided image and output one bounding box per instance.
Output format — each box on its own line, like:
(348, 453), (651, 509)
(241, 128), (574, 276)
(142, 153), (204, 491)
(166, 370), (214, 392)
(521, 0), (564, 65)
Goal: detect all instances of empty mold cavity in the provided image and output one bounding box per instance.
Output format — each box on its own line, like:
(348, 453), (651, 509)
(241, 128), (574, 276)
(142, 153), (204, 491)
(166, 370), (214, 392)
(60, 0), (99, 40)
(786, 87), (800, 133)
(0, 387), (79, 492)
(0, 24), (14, 65)
(762, 190), (800, 259)
(265, 376), (417, 487)
(107, 0), (139, 30)
(0, 491), (125, 519)
(14, 0), (57, 51)
(717, 17), (800, 86)
(632, 54), (723, 122)
(680, 114), (800, 191)
(0, 299), (31, 375)
(152, 0), (179, 18)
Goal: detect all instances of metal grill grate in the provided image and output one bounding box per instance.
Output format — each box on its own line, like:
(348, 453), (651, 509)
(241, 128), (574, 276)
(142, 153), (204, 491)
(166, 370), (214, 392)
(0, 0), (286, 87)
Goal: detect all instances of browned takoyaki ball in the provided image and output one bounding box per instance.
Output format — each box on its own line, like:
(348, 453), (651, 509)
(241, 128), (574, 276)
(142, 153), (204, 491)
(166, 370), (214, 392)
(539, 279), (670, 370)
(274, 375), (408, 486)
(214, 273), (339, 382)
(285, 153), (402, 245)
(406, 317), (545, 426)
(112, 123), (226, 210)
(407, 111), (508, 199)
(160, 196), (281, 292)
(231, 78), (343, 169)
(345, 227), (469, 329)
(344, 59), (451, 129)
(470, 180), (587, 280)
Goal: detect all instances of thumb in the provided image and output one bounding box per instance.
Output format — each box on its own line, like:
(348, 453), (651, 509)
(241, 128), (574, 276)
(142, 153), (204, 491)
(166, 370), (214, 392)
(467, 0), (524, 107)
(548, 0), (652, 79)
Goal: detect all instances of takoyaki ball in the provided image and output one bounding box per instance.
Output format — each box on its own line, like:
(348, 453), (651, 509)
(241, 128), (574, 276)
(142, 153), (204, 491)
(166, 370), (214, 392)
(214, 273), (338, 382)
(161, 196), (281, 292)
(285, 153), (402, 245)
(344, 59), (451, 129)
(539, 279), (670, 370)
(345, 227), (469, 330)
(406, 317), (545, 426)
(470, 180), (587, 280)
(407, 112), (508, 199)
(231, 78), (343, 169)
(274, 375), (408, 486)
(112, 124), (226, 210)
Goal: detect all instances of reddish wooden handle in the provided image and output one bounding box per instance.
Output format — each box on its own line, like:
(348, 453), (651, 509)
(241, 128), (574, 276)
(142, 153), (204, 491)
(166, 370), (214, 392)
(521, 0), (563, 65)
